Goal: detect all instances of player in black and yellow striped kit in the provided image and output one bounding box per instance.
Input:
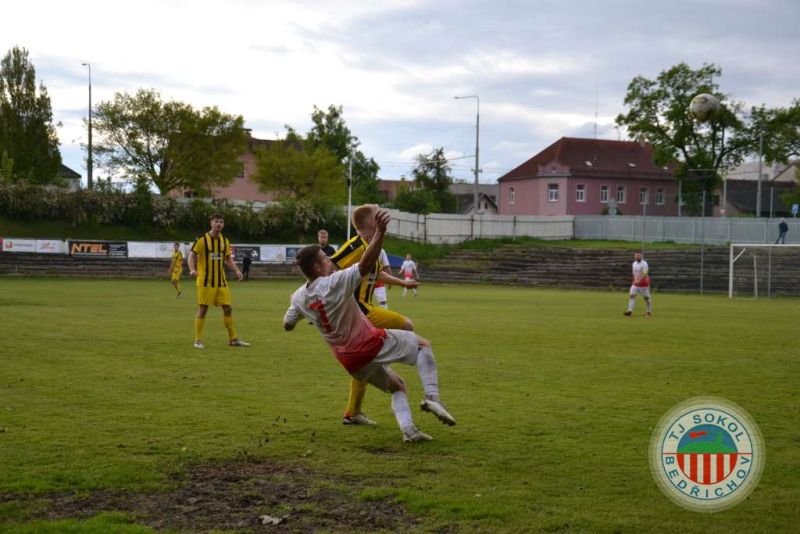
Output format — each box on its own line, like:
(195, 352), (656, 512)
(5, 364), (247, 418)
(168, 242), (184, 298)
(331, 204), (419, 425)
(188, 213), (250, 349)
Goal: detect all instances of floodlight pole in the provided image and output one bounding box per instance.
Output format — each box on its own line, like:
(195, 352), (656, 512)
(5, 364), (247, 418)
(346, 147), (354, 240)
(756, 130), (763, 217)
(81, 62), (93, 189)
(455, 95), (480, 215)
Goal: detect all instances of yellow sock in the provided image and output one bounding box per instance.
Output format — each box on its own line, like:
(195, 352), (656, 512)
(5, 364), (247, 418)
(346, 378), (369, 415)
(223, 315), (237, 341)
(175, 281), (181, 294)
(194, 317), (205, 341)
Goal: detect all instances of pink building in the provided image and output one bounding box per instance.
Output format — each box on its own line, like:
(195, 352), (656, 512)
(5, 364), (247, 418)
(174, 132), (278, 203)
(498, 137), (678, 216)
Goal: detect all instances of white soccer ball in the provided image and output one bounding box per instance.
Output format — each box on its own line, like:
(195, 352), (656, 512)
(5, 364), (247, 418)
(689, 93), (720, 122)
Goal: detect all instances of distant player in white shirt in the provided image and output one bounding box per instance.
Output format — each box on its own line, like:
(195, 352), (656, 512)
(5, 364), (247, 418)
(283, 210), (456, 442)
(624, 251), (652, 317)
(372, 249), (391, 308)
(400, 254), (418, 297)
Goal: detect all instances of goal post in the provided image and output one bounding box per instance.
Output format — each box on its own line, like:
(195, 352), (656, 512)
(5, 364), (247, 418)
(729, 243), (800, 298)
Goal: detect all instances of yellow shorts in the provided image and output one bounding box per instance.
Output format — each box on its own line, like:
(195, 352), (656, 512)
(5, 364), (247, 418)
(362, 302), (409, 329)
(196, 285), (232, 306)
(171, 271), (181, 281)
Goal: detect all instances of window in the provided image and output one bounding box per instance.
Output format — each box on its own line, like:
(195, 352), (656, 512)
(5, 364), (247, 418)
(600, 186), (609, 203)
(640, 187), (649, 205)
(616, 186), (626, 203)
(656, 188), (664, 205)
(576, 184), (586, 202)
(509, 187), (515, 205)
(548, 183), (559, 202)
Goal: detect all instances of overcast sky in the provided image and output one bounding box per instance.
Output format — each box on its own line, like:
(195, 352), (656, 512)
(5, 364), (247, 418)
(3, 0), (799, 186)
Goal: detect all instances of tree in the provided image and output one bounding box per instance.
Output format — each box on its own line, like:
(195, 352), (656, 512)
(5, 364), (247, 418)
(251, 129), (345, 202)
(305, 105), (382, 204)
(411, 147), (457, 213)
(93, 88), (247, 195)
(0, 46), (61, 184)
(615, 63), (753, 214)
(393, 187), (438, 214)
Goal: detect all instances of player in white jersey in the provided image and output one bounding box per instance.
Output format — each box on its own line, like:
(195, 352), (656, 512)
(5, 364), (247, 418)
(372, 249), (391, 308)
(624, 251), (652, 317)
(400, 254), (418, 297)
(283, 210), (456, 442)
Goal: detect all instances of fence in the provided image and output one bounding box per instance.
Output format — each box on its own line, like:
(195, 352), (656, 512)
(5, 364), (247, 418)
(384, 208), (800, 245)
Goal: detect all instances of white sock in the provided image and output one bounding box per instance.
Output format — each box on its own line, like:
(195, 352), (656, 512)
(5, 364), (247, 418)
(646, 298), (652, 312)
(403, 287), (407, 296)
(628, 297), (636, 312)
(392, 391), (414, 433)
(416, 347), (439, 399)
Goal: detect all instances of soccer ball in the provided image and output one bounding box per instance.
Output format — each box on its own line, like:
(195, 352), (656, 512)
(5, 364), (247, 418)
(689, 93), (719, 122)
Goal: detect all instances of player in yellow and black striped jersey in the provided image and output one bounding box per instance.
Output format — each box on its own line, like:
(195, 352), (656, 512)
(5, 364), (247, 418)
(187, 213), (250, 349)
(330, 204), (419, 425)
(168, 242), (184, 298)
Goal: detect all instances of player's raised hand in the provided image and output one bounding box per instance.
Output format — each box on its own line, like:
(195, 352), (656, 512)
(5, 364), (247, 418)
(190, 269), (198, 277)
(375, 210), (391, 234)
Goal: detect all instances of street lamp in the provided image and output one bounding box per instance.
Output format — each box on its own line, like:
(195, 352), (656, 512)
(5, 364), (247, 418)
(454, 95), (480, 215)
(346, 146), (354, 240)
(81, 62), (93, 190)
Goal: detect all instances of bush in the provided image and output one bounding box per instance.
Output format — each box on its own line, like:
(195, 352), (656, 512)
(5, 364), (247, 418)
(0, 183), (346, 242)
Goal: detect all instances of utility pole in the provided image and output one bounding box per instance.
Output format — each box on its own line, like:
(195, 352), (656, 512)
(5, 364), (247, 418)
(81, 62), (93, 189)
(455, 95), (480, 214)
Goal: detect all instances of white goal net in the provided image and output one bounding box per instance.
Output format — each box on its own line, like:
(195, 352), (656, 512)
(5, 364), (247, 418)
(729, 244), (800, 298)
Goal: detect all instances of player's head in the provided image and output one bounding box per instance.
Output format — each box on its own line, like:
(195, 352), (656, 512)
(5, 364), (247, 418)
(295, 245), (333, 280)
(209, 213), (224, 233)
(317, 229), (329, 246)
(634, 251), (643, 261)
(173, 242), (180, 250)
(405, 253), (412, 260)
(352, 204), (379, 240)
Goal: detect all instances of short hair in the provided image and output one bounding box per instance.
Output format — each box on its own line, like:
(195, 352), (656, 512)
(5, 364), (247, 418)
(210, 213), (224, 221)
(174, 242), (180, 246)
(318, 229), (328, 236)
(352, 204), (377, 230)
(295, 245), (322, 278)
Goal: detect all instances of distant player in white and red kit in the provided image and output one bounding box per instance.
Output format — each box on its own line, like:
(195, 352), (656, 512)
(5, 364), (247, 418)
(624, 251), (652, 317)
(400, 254), (418, 297)
(283, 210), (456, 442)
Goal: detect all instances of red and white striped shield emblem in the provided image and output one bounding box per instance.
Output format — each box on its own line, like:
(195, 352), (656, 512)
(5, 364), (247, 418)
(676, 453), (739, 484)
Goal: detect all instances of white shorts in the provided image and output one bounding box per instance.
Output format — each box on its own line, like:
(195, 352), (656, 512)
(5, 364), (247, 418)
(630, 285), (651, 298)
(352, 330), (419, 392)
(373, 285), (387, 305)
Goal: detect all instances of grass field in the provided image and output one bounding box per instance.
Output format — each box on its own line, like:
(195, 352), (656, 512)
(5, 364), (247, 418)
(1, 277), (799, 532)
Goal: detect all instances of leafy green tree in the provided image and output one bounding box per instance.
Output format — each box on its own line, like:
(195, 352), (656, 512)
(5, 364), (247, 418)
(0, 46), (61, 184)
(615, 63), (753, 214)
(411, 147), (457, 213)
(393, 187), (439, 214)
(93, 88), (247, 195)
(305, 105), (382, 204)
(251, 129), (345, 202)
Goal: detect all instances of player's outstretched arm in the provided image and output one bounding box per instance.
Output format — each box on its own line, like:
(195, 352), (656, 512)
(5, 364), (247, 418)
(378, 271), (418, 288)
(358, 210), (390, 278)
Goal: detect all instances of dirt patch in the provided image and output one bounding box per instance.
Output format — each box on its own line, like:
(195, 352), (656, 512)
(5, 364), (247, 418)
(1, 459), (418, 532)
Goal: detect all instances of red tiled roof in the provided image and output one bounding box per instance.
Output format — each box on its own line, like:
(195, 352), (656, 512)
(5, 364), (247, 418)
(498, 137), (674, 182)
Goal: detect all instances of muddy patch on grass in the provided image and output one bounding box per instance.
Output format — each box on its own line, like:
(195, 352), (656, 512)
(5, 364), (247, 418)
(1, 459), (418, 532)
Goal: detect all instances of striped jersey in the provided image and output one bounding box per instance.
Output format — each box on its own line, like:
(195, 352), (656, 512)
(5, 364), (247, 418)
(329, 235), (383, 310)
(170, 250), (183, 273)
(191, 232), (231, 288)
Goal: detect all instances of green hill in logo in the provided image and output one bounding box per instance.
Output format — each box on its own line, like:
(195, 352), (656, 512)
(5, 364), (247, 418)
(678, 432), (737, 454)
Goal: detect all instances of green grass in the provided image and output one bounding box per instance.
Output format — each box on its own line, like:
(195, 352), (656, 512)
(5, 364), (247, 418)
(1, 278), (798, 532)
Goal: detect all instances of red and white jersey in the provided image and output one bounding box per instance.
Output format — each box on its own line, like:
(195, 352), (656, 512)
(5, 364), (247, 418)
(400, 259), (417, 278)
(284, 265), (386, 373)
(632, 260), (650, 287)
(374, 249), (389, 289)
